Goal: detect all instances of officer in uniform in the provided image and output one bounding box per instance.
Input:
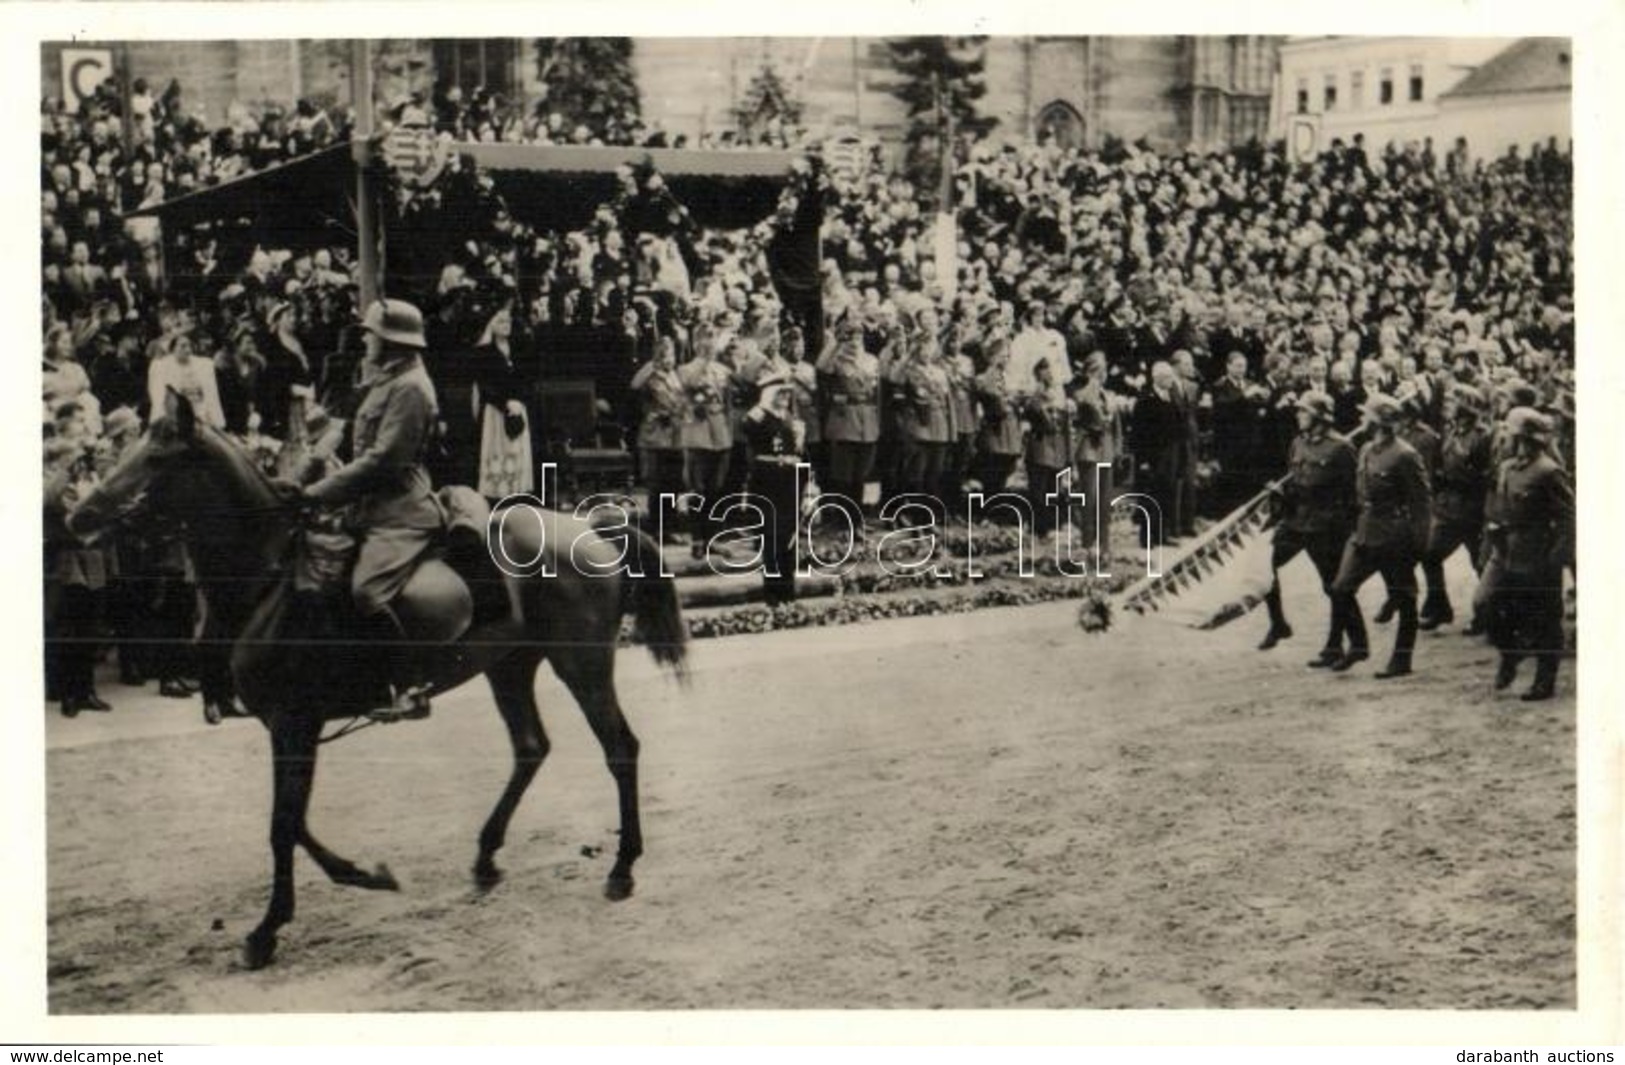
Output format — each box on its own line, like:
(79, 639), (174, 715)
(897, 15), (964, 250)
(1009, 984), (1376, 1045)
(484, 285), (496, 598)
(1328, 394), (1433, 678)
(741, 375), (805, 606)
(302, 299), (442, 722)
(973, 337), (1026, 497)
(897, 312), (954, 528)
(815, 308), (881, 531)
(629, 336), (688, 539)
(1260, 391), (1358, 664)
(1483, 408), (1574, 701)
(1419, 384), (1493, 630)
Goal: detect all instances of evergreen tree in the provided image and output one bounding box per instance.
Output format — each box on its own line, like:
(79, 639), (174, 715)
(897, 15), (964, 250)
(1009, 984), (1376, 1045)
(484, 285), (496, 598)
(533, 38), (642, 142)
(733, 64), (803, 145)
(883, 36), (996, 206)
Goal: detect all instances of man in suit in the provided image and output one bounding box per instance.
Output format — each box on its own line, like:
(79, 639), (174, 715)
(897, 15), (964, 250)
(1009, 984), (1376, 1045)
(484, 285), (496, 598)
(1483, 408), (1574, 701)
(1261, 392), (1359, 661)
(1208, 350), (1263, 516)
(1170, 349), (1203, 536)
(1130, 361), (1186, 549)
(1256, 352), (1298, 482)
(1328, 394), (1433, 678)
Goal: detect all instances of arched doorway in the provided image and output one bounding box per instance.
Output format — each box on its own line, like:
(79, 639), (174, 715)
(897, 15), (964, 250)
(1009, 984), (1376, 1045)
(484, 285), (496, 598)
(1036, 100), (1086, 150)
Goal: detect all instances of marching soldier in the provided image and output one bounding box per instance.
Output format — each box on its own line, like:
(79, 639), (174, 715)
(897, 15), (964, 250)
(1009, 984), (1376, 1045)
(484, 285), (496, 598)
(1419, 384), (1494, 630)
(1371, 385), (1443, 625)
(1483, 408), (1574, 702)
(1328, 394), (1433, 678)
(1259, 391), (1359, 664)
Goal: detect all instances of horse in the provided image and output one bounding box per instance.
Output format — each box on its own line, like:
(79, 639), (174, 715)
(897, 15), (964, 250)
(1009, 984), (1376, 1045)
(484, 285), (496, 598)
(65, 391), (689, 970)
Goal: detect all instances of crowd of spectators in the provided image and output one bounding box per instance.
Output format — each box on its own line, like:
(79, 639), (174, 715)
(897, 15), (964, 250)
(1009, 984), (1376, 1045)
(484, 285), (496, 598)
(41, 70), (1574, 716)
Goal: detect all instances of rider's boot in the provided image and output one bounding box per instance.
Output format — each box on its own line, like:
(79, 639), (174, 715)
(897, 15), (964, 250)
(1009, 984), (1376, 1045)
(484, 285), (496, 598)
(366, 605), (432, 723)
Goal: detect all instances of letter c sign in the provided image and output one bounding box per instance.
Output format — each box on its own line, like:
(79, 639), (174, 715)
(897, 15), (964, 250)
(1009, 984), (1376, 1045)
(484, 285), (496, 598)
(60, 49), (114, 111)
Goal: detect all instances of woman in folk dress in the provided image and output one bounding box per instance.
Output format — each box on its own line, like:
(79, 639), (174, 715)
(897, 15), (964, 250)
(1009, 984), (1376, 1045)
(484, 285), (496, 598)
(471, 301), (535, 504)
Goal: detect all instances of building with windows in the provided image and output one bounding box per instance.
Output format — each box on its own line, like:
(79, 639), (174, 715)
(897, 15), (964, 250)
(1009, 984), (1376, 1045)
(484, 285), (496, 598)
(1269, 36), (1567, 160)
(636, 36), (1281, 152)
(1435, 38), (1572, 161)
(43, 36), (1283, 156)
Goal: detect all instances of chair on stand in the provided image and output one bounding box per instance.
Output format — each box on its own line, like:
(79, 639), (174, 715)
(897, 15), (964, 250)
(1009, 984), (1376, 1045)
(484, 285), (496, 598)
(533, 379), (636, 503)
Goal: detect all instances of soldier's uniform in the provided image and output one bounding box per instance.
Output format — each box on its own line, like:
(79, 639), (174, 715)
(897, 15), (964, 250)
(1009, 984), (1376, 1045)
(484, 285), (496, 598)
(301, 299), (443, 721)
(1023, 376), (1075, 537)
(973, 355), (1026, 496)
(898, 352), (954, 525)
(1420, 392), (1493, 629)
(1262, 392), (1358, 663)
(678, 353), (735, 550)
(815, 324), (881, 527)
(1484, 408), (1575, 701)
(630, 354), (688, 537)
(1070, 351), (1120, 558)
(1330, 395), (1433, 677)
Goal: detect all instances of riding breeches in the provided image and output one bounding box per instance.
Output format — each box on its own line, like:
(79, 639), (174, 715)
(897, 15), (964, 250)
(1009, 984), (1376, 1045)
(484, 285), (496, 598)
(353, 525), (438, 617)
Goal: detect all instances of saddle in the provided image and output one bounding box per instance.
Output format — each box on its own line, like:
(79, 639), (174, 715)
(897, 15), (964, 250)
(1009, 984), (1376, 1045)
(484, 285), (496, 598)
(291, 486), (518, 644)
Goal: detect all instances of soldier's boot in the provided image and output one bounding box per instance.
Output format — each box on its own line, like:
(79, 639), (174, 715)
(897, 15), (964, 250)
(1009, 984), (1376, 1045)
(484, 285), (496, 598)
(1495, 654), (1521, 691)
(1308, 596), (1343, 667)
(1329, 595), (1370, 672)
(1373, 598), (1397, 625)
(1418, 562), (1453, 631)
(1258, 580), (1293, 650)
(1376, 596), (1418, 679)
(1521, 655), (1559, 702)
(365, 606), (432, 724)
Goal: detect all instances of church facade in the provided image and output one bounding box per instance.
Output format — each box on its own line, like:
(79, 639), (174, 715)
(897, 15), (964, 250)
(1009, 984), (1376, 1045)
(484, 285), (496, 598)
(42, 36), (1282, 154)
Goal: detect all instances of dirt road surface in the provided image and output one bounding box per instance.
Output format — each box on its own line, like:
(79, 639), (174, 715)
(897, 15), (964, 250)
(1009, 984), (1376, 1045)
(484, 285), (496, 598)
(45, 558), (1575, 1012)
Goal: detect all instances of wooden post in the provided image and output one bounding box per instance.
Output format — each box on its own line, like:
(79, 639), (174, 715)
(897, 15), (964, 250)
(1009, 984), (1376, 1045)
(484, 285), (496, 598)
(352, 39), (380, 306)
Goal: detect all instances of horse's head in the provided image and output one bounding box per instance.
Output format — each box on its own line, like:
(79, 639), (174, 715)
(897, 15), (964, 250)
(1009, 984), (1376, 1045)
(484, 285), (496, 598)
(67, 389), (280, 545)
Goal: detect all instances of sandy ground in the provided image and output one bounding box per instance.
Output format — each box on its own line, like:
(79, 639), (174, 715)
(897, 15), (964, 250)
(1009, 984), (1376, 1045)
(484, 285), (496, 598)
(44, 554), (1575, 1012)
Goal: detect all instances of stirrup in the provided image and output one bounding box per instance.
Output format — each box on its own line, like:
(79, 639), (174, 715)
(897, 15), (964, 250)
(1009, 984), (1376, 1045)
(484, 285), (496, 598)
(369, 686), (432, 724)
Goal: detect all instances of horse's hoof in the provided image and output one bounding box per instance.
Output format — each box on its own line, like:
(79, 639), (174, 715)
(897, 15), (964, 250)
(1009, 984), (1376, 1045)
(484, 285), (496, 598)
(242, 934), (277, 970)
(472, 862), (504, 892)
(604, 876), (635, 902)
(372, 863), (400, 892)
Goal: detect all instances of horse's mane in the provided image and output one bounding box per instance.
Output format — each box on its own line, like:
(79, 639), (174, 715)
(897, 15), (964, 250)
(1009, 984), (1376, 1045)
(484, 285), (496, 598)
(150, 414), (284, 518)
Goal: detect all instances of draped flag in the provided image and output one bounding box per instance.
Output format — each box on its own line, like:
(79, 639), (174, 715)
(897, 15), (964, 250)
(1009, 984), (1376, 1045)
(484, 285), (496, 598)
(1111, 477), (1286, 629)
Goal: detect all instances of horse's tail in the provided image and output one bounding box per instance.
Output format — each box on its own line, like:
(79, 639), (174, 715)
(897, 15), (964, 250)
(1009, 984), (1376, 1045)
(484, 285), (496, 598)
(622, 526), (690, 681)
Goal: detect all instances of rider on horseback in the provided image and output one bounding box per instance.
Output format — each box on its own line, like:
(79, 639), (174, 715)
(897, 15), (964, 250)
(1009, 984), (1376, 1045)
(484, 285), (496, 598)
(302, 299), (442, 722)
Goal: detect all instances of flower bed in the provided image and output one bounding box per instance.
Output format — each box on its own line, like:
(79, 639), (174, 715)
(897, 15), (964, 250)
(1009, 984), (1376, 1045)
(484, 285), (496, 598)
(622, 520), (1137, 644)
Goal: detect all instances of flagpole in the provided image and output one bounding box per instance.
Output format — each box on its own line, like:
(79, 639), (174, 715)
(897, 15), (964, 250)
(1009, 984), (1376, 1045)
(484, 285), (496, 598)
(353, 39), (381, 306)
